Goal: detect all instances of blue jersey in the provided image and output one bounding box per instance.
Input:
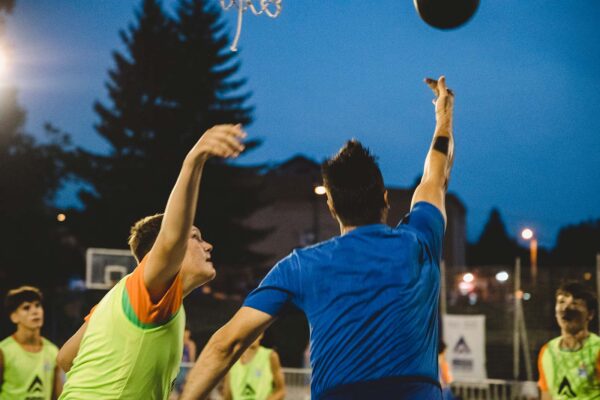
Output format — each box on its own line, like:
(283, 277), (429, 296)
(244, 202), (445, 399)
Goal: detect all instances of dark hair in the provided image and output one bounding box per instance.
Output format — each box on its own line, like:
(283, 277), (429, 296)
(321, 140), (386, 226)
(556, 281), (597, 315)
(5, 286), (43, 314)
(128, 214), (164, 262)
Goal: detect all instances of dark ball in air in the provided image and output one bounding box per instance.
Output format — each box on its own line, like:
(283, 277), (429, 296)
(414, 0), (480, 30)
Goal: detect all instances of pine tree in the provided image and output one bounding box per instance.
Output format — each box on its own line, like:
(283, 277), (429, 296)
(70, 0), (270, 291)
(467, 208), (520, 266)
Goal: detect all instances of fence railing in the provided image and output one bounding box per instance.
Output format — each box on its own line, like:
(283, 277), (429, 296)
(175, 365), (539, 400)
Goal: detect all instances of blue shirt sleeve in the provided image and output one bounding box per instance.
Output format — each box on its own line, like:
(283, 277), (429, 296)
(243, 252), (300, 316)
(400, 201), (445, 262)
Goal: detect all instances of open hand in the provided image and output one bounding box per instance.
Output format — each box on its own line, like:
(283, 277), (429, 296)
(188, 124), (246, 161)
(425, 76), (454, 124)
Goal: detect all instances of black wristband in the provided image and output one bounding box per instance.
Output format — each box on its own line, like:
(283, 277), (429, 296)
(433, 136), (449, 155)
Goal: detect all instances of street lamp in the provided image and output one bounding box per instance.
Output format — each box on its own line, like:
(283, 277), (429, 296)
(521, 228), (538, 283)
(0, 46), (8, 80)
(311, 185), (327, 243)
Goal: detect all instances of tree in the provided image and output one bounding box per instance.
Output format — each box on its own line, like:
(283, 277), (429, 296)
(69, 0), (269, 291)
(0, 87), (76, 289)
(467, 208), (521, 266)
(551, 219), (600, 267)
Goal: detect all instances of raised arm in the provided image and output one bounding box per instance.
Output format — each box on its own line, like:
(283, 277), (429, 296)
(411, 76), (455, 224)
(180, 307), (276, 400)
(144, 124), (245, 301)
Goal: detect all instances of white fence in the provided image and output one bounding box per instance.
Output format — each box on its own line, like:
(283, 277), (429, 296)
(174, 365), (539, 400)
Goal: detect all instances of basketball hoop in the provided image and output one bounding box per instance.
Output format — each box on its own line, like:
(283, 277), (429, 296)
(220, 0), (282, 51)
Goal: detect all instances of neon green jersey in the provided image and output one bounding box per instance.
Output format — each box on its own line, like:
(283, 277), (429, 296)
(538, 333), (600, 399)
(0, 336), (58, 400)
(60, 275), (185, 400)
(229, 346), (274, 400)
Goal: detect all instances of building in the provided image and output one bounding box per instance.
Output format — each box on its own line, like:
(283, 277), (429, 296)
(245, 156), (466, 276)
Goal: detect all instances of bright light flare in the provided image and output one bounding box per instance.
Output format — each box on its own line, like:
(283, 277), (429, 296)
(462, 273), (474, 283)
(314, 185), (326, 195)
(0, 47), (7, 78)
(521, 228), (534, 240)
(495, 271), (509, 282)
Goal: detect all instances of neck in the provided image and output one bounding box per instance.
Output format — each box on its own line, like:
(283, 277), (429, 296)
(560, 328), (590, 350)
(14, 326), (41, 346)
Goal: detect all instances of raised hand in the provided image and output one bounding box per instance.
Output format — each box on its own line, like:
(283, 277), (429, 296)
(188, 124), (247, 162)
(425, 76), (454, 126)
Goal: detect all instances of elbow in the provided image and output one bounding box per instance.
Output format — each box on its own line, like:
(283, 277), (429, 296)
(208, 329), (244, 364)
(56, 350), (72, 373)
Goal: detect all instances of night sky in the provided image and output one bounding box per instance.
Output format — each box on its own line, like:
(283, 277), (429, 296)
(2, 0), (599, 246)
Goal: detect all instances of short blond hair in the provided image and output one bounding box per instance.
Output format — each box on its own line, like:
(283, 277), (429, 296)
(128, 214), (164, 262)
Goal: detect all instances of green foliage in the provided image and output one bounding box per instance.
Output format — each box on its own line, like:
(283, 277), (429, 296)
(69, 0), (270, 289)
(551, 220), (600, 267)
(467, 208), (521, 266)
(0, 88), (76, 288)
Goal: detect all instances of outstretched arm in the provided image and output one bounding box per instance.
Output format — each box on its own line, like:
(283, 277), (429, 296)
(144, 124), (245, 301)
(180, 307), (276, 400)
(411, 76), (455, 224)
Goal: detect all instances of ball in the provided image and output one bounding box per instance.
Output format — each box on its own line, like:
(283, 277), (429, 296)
(414, 0), (480, 30)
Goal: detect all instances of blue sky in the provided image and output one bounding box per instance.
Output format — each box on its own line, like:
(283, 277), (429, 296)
(2, 0), (600, 246)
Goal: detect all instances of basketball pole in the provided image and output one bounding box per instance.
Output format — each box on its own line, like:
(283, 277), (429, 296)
(513, 257), (520, 380)
(596, 253), (600, 334)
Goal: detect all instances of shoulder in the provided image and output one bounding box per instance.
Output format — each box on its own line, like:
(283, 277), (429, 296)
(42, 338), (59, 354)
(0, 336), (14, 349)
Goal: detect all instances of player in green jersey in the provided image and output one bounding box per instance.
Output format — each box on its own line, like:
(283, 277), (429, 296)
(56, 124), (246, 399)
(538, 281), (600, 399)
(223, 333), (285, 400)
(0, 286), (62, 400)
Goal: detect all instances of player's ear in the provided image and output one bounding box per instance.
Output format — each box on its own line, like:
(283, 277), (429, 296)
(10, 311), (19, 324)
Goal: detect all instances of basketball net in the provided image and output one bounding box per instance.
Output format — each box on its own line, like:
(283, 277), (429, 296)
(220, 0), (282, 51)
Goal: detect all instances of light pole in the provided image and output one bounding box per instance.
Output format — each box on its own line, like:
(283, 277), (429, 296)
(521, 228), (538, 283)
(312, 185), (327, 243)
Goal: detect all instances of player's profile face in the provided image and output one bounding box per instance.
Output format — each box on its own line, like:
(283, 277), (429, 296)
(11, 300), (44, 329)
(181, 226), (216, 285)
(555, 293), (590, 333)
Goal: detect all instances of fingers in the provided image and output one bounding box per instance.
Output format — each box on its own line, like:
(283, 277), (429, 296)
(425, 77), (439, 97)
(200, 124), (247, 159)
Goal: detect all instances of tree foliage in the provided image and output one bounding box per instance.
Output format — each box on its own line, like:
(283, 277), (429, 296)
(0, 88), (76, 289)
(68, 0), (269, 289)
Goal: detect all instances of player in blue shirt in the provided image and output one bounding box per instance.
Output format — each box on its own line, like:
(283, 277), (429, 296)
(181, 76), (455, 400)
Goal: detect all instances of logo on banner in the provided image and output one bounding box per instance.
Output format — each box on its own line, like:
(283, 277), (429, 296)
(453, 336), (471, 354)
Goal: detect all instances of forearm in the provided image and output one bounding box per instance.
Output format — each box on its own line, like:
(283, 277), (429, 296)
(267, 389), (286, 400)
(422, 121), (454, 186)
(180, 333), (244, 400)
(155, 156), (205, 261)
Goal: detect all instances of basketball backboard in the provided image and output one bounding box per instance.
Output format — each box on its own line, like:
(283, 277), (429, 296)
(85, 248), (136, 290)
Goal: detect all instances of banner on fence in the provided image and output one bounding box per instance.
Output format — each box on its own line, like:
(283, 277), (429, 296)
(443, 314), (487, 381)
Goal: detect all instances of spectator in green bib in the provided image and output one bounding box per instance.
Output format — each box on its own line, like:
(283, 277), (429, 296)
(0, 286), (62, 399)
(223, 333), (285, 400)
(538, 281), (600, 399)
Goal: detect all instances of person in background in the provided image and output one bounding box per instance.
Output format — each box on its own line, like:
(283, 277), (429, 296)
(538, 281), (600, 400)
(438, 341), (455, 400)
(174, 328), (198, 395)
(0, 286), (62, 399)
(222, 333), (285, 400)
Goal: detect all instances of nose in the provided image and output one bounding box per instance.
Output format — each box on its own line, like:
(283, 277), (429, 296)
(203, 241), (213, 253)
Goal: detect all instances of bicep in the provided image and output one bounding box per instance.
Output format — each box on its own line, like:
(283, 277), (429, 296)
(411, 181), (446, 224)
